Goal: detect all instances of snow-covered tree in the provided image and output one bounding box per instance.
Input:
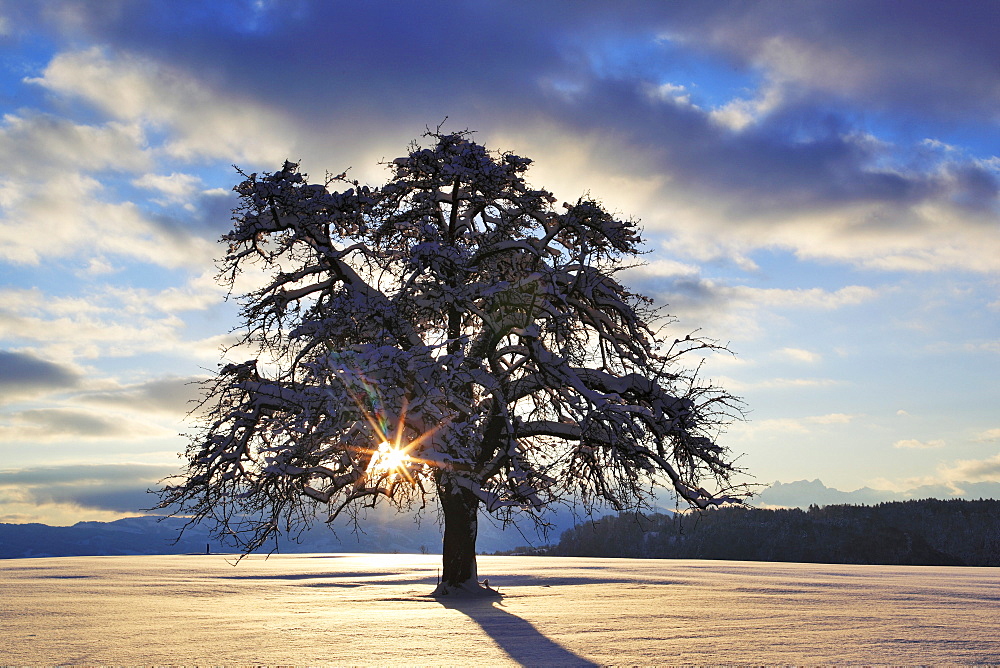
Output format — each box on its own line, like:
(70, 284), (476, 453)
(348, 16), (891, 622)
(159, 130), (746, 595)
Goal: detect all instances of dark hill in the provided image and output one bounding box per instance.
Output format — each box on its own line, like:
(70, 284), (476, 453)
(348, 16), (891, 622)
(553, 499), (1000, 566)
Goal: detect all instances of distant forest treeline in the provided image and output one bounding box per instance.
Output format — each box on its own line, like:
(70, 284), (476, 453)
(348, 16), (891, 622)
(551, 499), (1000, 566)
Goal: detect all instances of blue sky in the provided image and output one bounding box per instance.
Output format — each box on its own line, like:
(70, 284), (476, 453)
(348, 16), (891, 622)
(2, 0), (999, 524)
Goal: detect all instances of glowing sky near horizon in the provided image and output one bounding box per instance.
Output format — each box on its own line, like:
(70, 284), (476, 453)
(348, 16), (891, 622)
(1, 0), (999, 524)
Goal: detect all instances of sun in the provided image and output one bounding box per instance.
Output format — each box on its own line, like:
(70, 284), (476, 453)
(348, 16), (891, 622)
(366, 440), (411, 478)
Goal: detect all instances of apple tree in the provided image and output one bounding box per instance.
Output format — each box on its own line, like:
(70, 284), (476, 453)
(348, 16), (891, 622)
(158, 130), (746, 595)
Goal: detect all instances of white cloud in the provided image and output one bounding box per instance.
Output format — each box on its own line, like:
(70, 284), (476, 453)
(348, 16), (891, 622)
(919, 138), (958, 152)
(489, 124), (671, 231)
(939, 452), (1000, 483)
(78, 257), (119, 277)
(150, 270), (229, 314)
(735, 285), (879, 310)
(0, 110), (149, 178)
(975, 428), (1000, 443)
(28, 47), (294, 164)
(808, 413), (855, 425)
(709, 84), (784, 131)
(0, 111), (215, 268)
(773, 379), (838, 389)
(0, 497), (135, 525)
(778, 347), (821, 363)
(646, 82), (695, 108)
(133, 172), (203, 206)
(0, 287), (173, 359)
(0, 280), (226, 362)
(970, 340), (1000, 354)
(893, 439), (946, 449)
(720, 376), (839, 392)
(873, 452), (1000, 496)
(630, 258), (703, 278)
(863, 475), (944, 495)
(733, 412), (857, 435)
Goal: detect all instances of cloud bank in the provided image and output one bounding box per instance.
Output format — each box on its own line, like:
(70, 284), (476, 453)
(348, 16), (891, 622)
(7, 0), (996, 271)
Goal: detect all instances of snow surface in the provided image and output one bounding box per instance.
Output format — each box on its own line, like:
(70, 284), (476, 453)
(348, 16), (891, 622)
(2, 553), (998, 665)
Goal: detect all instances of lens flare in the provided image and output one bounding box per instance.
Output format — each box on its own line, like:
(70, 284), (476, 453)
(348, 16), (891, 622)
(367, 439), (411, 478)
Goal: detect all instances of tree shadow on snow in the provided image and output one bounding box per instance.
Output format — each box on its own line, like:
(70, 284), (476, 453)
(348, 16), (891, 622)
(437, 597), (598, 667)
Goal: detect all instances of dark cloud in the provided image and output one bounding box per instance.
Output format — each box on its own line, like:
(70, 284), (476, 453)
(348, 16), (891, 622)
(14, 0), (999, 267)
(947, 164), (1000, 211)
(50, 2), (986, 221)
(0, 463), (174, 485)
(537, 78), (940, 215)
(26, 0), (572, 121)
(4, 407), (145, 438)
(78, 376), (205, 416)
(659, 0), (1000, 122)
(0, 350), (80, 400)
(193, 188), (242, 234)
(30, 0), (1000, 124)
(0, 463), (179, 513)
(621, 265), (724, 311)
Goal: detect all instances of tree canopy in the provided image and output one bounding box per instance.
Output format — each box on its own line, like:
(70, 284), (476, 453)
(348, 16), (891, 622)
(159, 130), (746, 594)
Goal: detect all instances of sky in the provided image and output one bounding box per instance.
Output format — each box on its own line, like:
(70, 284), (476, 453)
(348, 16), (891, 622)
(1, 0), (999, 525)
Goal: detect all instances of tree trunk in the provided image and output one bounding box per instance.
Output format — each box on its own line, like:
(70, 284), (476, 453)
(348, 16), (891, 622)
(433, 475), (496, 596)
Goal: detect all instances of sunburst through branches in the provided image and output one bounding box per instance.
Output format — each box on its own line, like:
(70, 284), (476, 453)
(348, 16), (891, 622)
(366, 440), (412, 480)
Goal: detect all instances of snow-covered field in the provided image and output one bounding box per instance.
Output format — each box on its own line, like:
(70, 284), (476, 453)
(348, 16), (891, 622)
(3, 553), (998, 666)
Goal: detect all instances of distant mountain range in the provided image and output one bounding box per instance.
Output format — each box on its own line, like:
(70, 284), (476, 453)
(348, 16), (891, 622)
(3, 479), (997, 559)
(0, 505), (590, 560)
(753, 479), (1000, 508)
